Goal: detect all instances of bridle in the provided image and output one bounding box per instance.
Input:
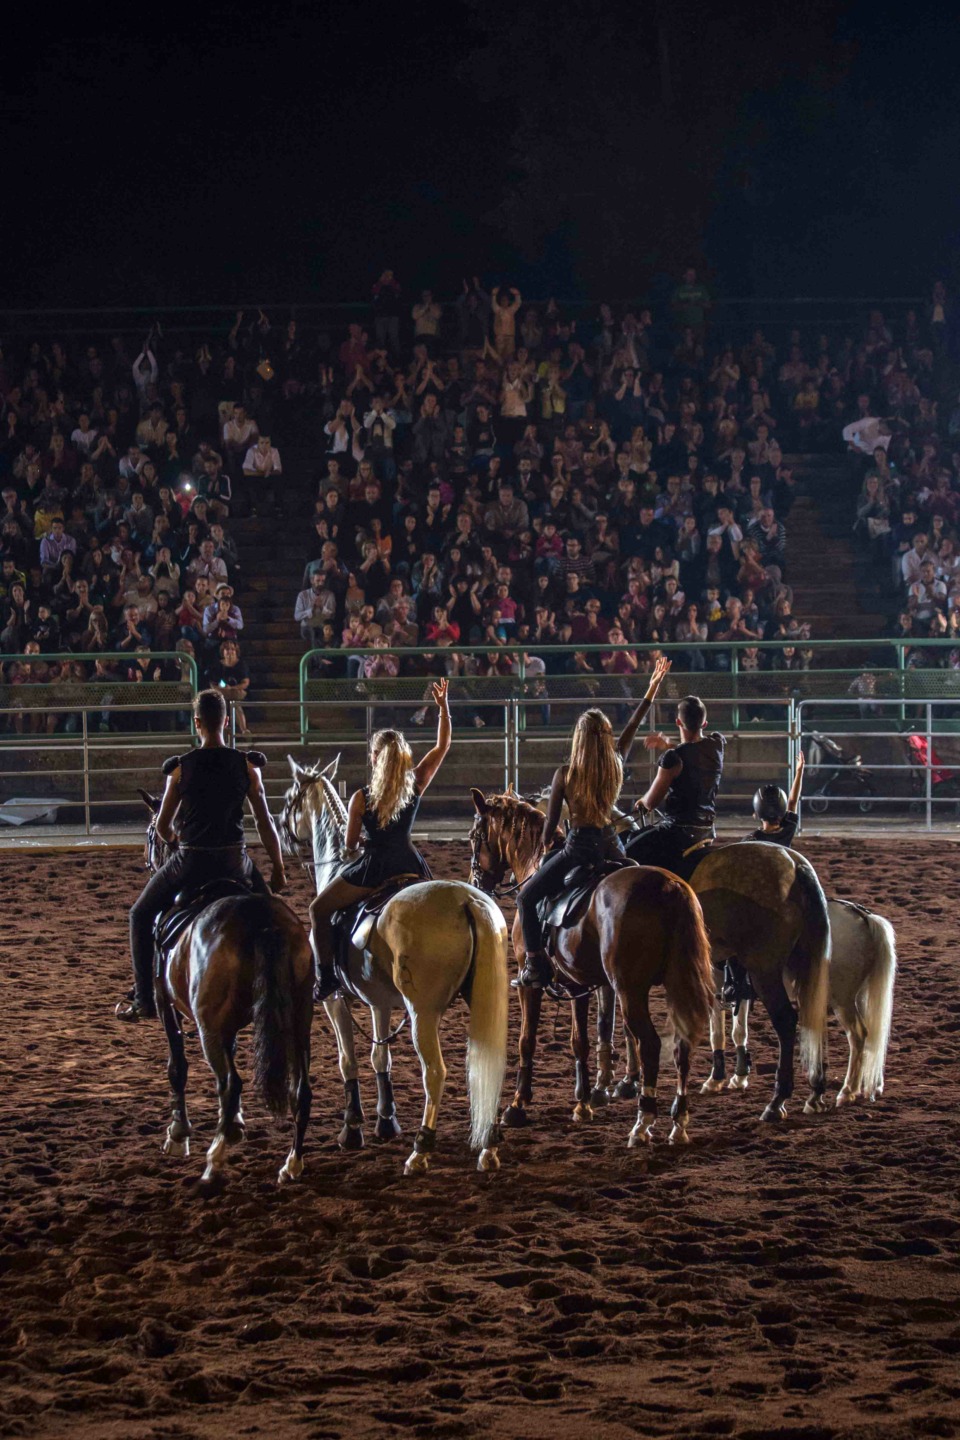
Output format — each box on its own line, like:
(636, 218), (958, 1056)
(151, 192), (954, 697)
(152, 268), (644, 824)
(144, 817), (175, 874)
(279, 769), (345, 879)
(468, 807), (523, 899)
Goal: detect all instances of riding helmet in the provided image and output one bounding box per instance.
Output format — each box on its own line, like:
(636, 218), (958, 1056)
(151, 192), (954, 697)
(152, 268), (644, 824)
(753, 784), (788, 823)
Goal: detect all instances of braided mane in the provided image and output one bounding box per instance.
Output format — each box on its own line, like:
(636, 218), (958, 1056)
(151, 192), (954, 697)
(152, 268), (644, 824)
(484, 793), (545, 877)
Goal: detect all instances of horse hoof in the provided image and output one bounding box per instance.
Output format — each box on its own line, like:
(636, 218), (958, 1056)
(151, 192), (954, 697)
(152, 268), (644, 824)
(278, 1152), (304, 1185)
(727, 1073), (749, 1091)
(627, 1122), (654, 1147)
(339, 1124), (365, 1151)
(375, 1114), (402, 1142)
(590, 1086), (610, 1108)
(163, 1136), (189, 1159)
(803, 1095), (827, 1115)
(835, 1089), (854, 1108)
(613, 1077), (639, 1101)
(196, 1169), (228, 1196)
(502, 1104), (529, 1129)
(404, 1150), (430, 1176)
(760, 1102), (786, 1123)
(572, 1102), (594, 1124)
(477, 1148), (500, 1172)
(668, 1124), (690, 1145)
(700, 1076), (725, 1094)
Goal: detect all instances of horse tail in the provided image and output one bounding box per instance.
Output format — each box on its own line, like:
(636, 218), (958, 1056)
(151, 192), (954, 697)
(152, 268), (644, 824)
(858, 911), (897, 1099)
(251, 906), (298, 1117)
(463, 899), (509, 1151)
(785, 858), (832, 1084)
(662, 878), (715, 1049)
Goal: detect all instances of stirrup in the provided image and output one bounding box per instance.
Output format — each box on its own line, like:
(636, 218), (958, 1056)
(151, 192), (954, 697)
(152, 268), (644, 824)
(115, 995), (157, 1022)
(313, 972), (342, 1003)
(517, 952), (552, 990)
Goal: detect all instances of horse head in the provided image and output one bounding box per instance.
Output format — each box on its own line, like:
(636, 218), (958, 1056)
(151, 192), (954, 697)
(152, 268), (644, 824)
(138, 789), (175, 873)
(279, 755), (346, 875)
(469, 788), (544, 895)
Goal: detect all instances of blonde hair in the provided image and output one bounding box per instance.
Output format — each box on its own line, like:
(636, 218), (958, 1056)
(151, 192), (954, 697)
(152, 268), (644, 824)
(368, 729), (416, 825)
(565, 709), (623, 826)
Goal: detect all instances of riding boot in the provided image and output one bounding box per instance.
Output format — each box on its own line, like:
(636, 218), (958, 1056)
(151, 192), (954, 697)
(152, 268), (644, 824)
(517, 949), (553, 989)
(115, 994), (158, 1022)
(720, 959), (746, 1007)
(312, 929), (341, 1003)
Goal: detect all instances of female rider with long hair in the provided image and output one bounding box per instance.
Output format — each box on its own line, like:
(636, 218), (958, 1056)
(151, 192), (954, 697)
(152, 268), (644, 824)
(311, 677), (451, 1000)
(516, 655), (671, 989)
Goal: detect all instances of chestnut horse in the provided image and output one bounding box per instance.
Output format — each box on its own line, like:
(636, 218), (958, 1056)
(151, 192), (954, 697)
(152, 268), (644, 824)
(140, 794), (314, 1187)
(469, 790), (714, 1145)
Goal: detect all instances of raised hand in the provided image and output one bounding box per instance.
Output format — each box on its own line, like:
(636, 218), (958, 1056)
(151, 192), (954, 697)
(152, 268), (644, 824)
(431, 677), (449, 710)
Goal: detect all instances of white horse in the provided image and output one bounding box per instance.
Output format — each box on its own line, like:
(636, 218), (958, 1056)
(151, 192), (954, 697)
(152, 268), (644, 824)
(280, 756), (509, 1174)
(700, 898), (897, 1109)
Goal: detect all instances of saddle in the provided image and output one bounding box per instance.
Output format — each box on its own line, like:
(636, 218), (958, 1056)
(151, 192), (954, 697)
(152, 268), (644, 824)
(538, 858), (629, 933)
(154, 878), (254, 961)
(332, 874), (420, 978)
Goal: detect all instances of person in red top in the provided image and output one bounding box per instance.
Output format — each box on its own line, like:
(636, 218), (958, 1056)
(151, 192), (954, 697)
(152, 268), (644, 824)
(423, 605), (460, 644)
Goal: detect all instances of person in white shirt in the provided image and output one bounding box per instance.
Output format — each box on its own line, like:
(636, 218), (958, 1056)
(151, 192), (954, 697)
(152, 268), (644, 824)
(900, 533), (930, 588)
(222, 404), (259, 472)
(70, 413), (99, 457)
(294, 573), (337, 642)
(242, 434), (284, 518)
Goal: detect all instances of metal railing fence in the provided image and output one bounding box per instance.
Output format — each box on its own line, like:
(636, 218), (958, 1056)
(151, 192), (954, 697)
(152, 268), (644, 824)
(0, 652), (198, 722)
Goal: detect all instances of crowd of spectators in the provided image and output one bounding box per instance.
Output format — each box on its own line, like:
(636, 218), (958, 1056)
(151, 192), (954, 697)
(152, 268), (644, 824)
(0, 324), (253, 732)
(846, 285), (960, 671)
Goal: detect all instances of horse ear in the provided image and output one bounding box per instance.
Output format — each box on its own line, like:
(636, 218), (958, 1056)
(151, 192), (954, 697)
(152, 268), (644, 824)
(321, 753), (340, 780)
(287, 755), (303, 779)
(137, 788), (160, 813)
(471, 787), (487, 814)
(505, 780), (515, 796)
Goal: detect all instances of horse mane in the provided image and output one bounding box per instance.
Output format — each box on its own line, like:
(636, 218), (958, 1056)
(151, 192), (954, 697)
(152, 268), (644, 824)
(485, 794), (545, 872)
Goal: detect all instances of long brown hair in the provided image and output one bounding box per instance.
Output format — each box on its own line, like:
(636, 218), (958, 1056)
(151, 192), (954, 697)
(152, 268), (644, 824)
(368, 729), (416, 825)
(565, 708), (623, 825)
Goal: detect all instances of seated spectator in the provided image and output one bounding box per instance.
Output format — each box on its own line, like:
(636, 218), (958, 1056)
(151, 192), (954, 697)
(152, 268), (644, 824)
(207, 638), (252, 738)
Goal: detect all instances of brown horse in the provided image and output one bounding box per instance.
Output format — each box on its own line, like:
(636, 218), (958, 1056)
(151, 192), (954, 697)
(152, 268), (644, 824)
(140, 794), (314, 1187)
(469, 790), (715, 1145)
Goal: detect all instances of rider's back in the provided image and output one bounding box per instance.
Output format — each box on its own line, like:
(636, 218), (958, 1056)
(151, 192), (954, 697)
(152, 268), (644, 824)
(662, 733), (725, 826)
(166, 748), (252, 847)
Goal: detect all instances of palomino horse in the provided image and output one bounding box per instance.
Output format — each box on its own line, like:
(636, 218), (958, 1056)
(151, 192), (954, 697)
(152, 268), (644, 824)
(139, 794), (313, 1187)
(700, 898), (896, 1109)
(280, 757), (509, 1175)
(469, 790), (715, 1146)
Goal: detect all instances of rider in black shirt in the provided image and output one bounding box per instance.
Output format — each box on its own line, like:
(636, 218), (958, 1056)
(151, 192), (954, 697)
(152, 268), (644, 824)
(749, 752), (804, 846)
(624, 694), (724, 878)
(115, 688), (286, 1022)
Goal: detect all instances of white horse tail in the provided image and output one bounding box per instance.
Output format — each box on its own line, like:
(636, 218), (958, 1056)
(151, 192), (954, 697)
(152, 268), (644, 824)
(858, 912), (897, 1099)
(786, 858), (832, 1084)
(463, 899), (509, 1151)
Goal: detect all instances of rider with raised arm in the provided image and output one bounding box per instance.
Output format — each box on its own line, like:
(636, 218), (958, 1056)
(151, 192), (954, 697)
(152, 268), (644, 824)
(116, 687), (286, 1022)
(624, 694), (724, 876)
(750, 751), (804, 845)
(311, 677), (451, 1002)
(516, 656), (671, 990)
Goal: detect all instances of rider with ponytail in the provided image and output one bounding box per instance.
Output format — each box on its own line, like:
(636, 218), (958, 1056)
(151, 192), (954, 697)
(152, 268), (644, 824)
(311, 677), (451, 1001)
(517, 655), (671, 988)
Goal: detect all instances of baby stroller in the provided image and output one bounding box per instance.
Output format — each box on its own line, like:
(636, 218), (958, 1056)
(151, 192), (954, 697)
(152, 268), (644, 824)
(806, 731), (878, 814)
(904, 733), (960, 817)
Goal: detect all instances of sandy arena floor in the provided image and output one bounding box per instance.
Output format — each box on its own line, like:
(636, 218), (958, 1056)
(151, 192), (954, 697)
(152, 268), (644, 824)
(1, 838), (959, 1440)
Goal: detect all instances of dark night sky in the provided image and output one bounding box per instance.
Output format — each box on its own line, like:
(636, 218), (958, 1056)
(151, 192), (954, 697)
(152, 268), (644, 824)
(4, 0), (959, 308)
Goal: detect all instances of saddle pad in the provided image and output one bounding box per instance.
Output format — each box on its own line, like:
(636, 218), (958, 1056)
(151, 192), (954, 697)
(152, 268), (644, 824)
(155, 879), (253, 957)
(332, 874), (421, 964)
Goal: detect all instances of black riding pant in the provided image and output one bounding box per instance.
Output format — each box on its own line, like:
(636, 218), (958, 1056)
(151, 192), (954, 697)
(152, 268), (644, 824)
(624, 822), (713, 881)
(517, 827), (624, 954)
(129, 848), (268, 1004)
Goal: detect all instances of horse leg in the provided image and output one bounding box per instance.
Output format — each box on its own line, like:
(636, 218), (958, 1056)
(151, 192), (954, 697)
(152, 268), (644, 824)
(371, 1001), (402, 1141)
(752, 974), (797, 1123)
(571, 991), (593, 1123)
(669, 1037), (692, 1144)
(727, 1000), (753, 1090)
(836, 1003), (867, 1107)
(592, 984), (615, 1107)
(160, 999), (191, 1159)
(613, 1026), (641, 1100)
(621, 991), (661, 1146)
(404, 1011), (446, 1177)
(325, 993), (365, 1150)
(199, 1029), (243, 1183)
(279, 1003), (312, 1184)
(701, 994), (727, 1093)
(503, 985), (543, 1128)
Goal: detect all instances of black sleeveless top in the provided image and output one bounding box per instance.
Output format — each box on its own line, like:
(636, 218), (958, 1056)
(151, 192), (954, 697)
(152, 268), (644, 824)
(659, 732), (725, 827)
(162, 747), (264, 847)
(340, 784), (431, 887)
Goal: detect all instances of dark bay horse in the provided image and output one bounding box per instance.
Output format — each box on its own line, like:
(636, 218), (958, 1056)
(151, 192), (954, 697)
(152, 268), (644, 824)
(469, 790), (715, 1146)
(140, 793), (314, 1186)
